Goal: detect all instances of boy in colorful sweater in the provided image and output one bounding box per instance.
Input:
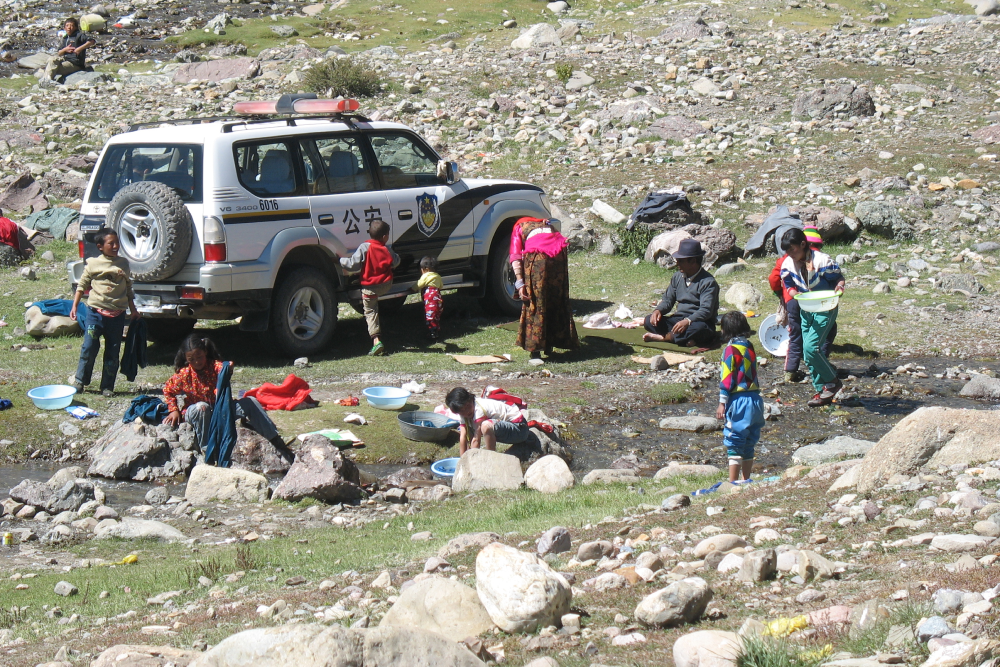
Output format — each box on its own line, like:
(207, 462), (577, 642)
(715, 311), (765, 482)
(340, 219), (400, 356)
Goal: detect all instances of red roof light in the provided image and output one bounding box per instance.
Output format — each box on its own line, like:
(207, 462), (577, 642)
(233, 98), (360, 116)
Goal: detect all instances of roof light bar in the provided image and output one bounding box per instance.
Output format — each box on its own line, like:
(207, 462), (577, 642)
(233, 97), (360, 116)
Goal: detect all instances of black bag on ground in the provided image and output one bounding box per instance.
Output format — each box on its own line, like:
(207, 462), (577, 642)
(627, 192), (694, 230)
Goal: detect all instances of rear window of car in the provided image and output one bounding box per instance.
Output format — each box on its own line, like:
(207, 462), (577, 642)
(91, 144), (203, 203)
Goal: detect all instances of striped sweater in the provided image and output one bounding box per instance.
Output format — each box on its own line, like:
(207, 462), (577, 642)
(719, 336), (760, 405)
(780, 249), (844, 294)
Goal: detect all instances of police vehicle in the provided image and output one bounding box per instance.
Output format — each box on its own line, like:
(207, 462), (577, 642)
(69, 94), (555, 356)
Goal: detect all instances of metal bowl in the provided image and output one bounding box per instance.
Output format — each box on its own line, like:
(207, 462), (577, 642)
(398, 410), (459, 442)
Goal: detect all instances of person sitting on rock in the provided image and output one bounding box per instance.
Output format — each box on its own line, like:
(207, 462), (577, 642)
(162, 334), (284, 453)
(45, 18), (95, 82)
(0, 209), (34, 266)
(642, 238), (720, 347)
(446, 386), (530, 455)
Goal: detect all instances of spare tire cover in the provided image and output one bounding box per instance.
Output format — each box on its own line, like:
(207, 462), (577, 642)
(106, 181), (193, 282)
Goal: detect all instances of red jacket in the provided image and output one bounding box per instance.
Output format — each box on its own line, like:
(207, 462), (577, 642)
(362, 239), (394, 286)
(769, 254), (794, 303)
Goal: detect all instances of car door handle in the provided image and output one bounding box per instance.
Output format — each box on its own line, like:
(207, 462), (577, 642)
(397, 210), (413, 220)
(317, 214), (334, 225)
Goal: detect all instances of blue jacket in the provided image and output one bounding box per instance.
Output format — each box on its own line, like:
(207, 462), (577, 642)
(123, 395), (168, 424)
(204, 361), (236, 467)
(119, 318), (147, 382)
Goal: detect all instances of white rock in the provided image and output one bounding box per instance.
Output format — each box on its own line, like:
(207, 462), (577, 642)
(524, 455), (575, 494)
(674, 630), (742, 667)
(452, 449), (524, 492)
(475, 542), (572, 633)
(185, 465), (269, 504)
(590, 199), (627, 224)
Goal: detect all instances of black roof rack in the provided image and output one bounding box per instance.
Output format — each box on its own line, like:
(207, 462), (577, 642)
(124, 113), (373, 134)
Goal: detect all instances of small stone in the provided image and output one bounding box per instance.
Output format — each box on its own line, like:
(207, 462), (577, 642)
(54, 581), (78, 597)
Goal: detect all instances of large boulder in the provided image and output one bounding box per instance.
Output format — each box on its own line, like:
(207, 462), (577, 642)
(511, 23), (562, 49)
(9, 479), (53, 508)
(655, 463), (722, 479)
(48, 479), (96, 512)
(185, 465), (269, 504)
(379, 577), (494, 641)
(24, 305), (80, 337)
(856, 407), (1000, 493)
(687, 225), (738, 262)
(724, 282), (764, 312)
(88, 421), (196, 481)
(272, 435), (363, 503)
(635, 577), (714, 627)
(94, 518), (186, 542)
(524, 455), (575, 494)
(674, 630), (742, 667)
(939, 273), (983, 295)
(960, 376), (1000, 400)
(646, 116), (706, 141)
(475, 543), (572, 633)
(229, 427), (293, 474)
(792, 436), (876, 466)
(792, 84), (875, 119)
(46, 466), (86, 489)
(92, 645), (202, 667)
(452, 449), (524, 492)
(172, 57), (260, 84)
(659, 416), (722, 432)
(854, 201), (914, 239)
(659, 17), (711, 41)
(693, 534), (747, 557)
(189, 623), (485, 667)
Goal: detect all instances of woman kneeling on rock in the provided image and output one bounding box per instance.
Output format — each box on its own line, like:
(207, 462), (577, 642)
(162, 334), (283, 455)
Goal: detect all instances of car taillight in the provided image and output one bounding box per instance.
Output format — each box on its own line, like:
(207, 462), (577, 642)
(78, 241), (84, 258)
(203, 216), (227, 263)
(179, 287), (205, 300)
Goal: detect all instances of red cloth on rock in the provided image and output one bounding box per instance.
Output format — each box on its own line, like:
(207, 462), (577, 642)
(243, 374), (315, 411)
(0, 217), (19, 249)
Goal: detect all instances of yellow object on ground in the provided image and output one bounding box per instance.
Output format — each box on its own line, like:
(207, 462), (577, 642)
(100, 554), (139, 566)
(763, 615), (808, 637)
(800, 645), (833, 661)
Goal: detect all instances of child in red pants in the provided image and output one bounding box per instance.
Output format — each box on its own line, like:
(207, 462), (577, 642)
(415, 256), (443, 340)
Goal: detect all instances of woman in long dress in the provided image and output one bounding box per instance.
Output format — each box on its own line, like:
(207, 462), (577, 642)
(510, 217), (579, 358)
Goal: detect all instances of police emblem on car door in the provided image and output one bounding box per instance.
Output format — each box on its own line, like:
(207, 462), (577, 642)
(416, 193), (441, 237)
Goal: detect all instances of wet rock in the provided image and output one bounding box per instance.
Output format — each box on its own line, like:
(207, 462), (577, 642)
(438, 532), (500, 559)
(792, 84), (875, 119)
(88, 421), (195, 481)
(635, 577), (713, 627)
(385, 467), (434, 488)
(792, 436), (876, 466)
(475, 542), (572, 633)
(94, 518), (186, 542)
(525, 455), (575, 494)
(229, 427), (293, 474)
(511, 23), (562, 49)
(855, 407), (1000, 493)
(674, 630), (742, 667)
(172, 57), (260, 84)
(186, 465), (269, 504)
(378, 577), (494, 642)
(91, 645), (201, 667)
(272, 436), (363, 503)
(452, 449), (524, 492)
(854, 201), (914, 239)
(659, 416), (722, 433)
(407, 485), (453, 502)
(537, 526), (571, 556)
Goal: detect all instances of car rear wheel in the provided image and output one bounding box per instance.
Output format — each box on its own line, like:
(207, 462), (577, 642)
(107, 181), (192, 282)
(263, 267), (337, 357)
(480, 228), (522, 319)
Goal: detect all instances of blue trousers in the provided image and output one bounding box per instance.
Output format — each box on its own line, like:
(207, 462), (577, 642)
(75, 310), (126, 392)
(723, 391), (765, 465)
(784, 299), (836, 372)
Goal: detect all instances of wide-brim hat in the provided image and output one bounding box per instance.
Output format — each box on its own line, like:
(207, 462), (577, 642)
(672, 238), (705, 259)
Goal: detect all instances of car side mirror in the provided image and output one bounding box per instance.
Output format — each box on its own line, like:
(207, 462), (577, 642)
(438, 160), (460, 185)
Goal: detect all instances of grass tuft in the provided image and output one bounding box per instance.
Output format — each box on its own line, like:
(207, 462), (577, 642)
(839, 601), (931, 657)
(650, 383), (690, 405)
(303, 57), (384, 98)
(737, 634), (828, 667)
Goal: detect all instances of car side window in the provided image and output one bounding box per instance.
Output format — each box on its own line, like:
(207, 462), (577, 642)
(367, 133), (443, 190)
(234, 140), (299, 197)
(308, 136), (375, 195)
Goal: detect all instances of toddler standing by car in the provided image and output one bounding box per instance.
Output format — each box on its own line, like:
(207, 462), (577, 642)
(413, 255), (443, 341)
(340, 219), (400, 356)
(69, 229), (140, 396)
(715, 311), (765, 482)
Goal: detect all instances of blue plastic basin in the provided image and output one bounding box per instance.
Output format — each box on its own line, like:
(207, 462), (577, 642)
(431, 457), (459, 478)
(362, 386), (411, 410)
(27, 385), (77, 410)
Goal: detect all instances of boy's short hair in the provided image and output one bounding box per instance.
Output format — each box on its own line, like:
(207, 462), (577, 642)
(64, 17), (80, 29)
(446, 387), (475, 414)
(420, 256), (438, 271)
(368, 219), (390, 240)
(94, 228), (118, 247)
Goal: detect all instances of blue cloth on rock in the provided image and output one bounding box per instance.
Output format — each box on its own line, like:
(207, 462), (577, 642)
(123, 395), (168, 424)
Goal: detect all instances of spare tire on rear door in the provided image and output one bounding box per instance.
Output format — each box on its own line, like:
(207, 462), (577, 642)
(107, 181), (193, 282)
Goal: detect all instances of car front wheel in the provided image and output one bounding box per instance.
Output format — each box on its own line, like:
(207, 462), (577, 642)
(480, 232), (522, 319)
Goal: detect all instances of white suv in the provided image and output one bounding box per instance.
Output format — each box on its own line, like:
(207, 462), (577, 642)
(69, 95), (554, 356)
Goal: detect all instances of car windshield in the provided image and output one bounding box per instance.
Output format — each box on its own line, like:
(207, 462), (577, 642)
(92, 144), (203, 203)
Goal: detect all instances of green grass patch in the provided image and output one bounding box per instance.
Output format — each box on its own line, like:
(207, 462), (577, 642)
(839, 601), (931, 657)
(650, 383), (690, 405)
(737, 634), (828, 667)
(166, 16), (326, 53)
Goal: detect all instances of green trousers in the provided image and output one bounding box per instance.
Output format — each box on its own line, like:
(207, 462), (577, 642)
(801, 307), (838, 391)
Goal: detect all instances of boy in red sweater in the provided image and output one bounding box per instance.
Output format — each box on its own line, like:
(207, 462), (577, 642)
(340, 219), (400, 356)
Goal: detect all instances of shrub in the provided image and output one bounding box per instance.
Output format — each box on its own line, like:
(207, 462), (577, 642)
(555, 62), (573, 84)
(737, 635), (828, 667)
(615, 224), (658, 259)
(303, 57), (383, 98)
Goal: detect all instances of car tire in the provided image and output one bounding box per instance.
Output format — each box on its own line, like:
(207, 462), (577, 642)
(144, 318), (196, 343)
(480, 229), (522, 319)
(107, 181), (193, 282)
(264, 267), (337, 357)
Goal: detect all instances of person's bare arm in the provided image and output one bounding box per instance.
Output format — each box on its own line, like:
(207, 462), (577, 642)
(69, 290), (83, 321)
